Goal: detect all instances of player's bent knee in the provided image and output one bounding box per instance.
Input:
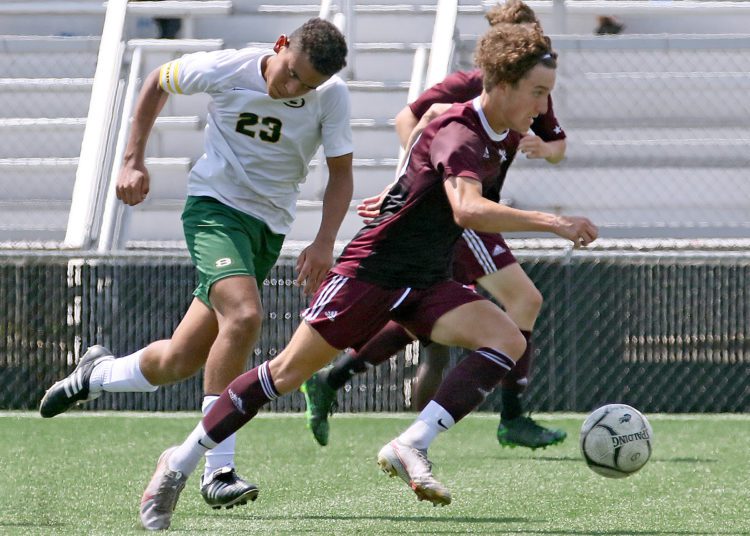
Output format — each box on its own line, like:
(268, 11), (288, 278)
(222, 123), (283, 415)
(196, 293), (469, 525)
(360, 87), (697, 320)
(492, 329), (527, 362)
(233, 307), (263, 330)
(525, 287), (544, 316)
(222, 309), (263, 341)
(506, 286), (543, 319)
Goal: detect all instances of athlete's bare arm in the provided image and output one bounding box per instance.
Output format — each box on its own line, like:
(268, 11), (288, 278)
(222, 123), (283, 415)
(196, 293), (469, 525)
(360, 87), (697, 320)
(444, 175), (598, 247)
(296, 153), (354, 294)
(394, 105), (418, 148)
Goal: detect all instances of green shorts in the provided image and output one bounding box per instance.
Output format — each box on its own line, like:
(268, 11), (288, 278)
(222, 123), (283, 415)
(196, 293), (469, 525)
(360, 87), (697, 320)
(182, 196), (285, 307)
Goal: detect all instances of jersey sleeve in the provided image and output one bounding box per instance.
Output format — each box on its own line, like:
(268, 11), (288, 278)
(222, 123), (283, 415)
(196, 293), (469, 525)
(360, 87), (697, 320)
(159, 49), (255, 96)
(409, 70), (483, 119)
(429, 121), (483, 183)
(319, 77), (354, 158)
(530, 95), (566, 141)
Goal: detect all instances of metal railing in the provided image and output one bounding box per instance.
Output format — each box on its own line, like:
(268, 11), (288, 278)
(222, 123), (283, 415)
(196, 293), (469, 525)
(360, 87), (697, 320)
(63, 0), (128, 249)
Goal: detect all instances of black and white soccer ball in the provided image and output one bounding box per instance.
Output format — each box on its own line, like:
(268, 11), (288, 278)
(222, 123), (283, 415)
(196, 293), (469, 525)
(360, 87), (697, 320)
(580, 403), (653, 478)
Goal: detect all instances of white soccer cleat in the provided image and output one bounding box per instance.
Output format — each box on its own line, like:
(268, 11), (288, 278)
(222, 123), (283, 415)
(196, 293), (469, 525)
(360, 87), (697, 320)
(140, 447), (188, 531)
(377, 439), (452, 506)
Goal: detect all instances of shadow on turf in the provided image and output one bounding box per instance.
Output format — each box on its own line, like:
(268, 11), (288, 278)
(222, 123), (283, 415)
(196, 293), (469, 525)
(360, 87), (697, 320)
(491, 454), (582, 462)
(197, 513), (529, 524)
(189, 514), (749, 535)
(493, 532), (748, 535)
(0, 522), (65, 528)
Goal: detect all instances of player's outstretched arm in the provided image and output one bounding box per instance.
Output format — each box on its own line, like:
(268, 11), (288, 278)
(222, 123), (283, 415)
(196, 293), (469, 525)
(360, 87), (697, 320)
(116, 67), (170, 206)
(296, 153), (353, 295)
(443, 175), (598, 246)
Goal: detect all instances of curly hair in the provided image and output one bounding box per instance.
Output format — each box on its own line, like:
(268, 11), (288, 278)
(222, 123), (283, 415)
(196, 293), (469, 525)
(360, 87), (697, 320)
(475, 23), (557, 90)
(485, 0), (539, 26)
(289, 18), (348, 76)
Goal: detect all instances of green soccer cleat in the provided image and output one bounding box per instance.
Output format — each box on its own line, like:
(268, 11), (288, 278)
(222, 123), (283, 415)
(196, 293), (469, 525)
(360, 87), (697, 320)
(300, 367), (338, 446)
(497, 415), (567, 450)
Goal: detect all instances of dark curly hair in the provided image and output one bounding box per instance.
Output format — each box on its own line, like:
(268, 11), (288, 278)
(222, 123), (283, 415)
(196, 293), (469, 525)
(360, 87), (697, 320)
(289, 18), (348, 76)
(485, 0), (538, 26)
(475, 23), (557, 90)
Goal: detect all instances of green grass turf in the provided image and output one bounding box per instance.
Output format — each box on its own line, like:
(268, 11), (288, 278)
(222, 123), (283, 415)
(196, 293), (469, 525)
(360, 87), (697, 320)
(1, 412), (748, 535)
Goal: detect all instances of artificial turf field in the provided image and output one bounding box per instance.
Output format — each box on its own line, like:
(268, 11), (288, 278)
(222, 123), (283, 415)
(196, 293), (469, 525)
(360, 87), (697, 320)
(1, 412), (748, 535)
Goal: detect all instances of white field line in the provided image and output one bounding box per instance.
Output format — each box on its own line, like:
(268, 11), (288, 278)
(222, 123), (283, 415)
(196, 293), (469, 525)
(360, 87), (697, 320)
(1, 411), (749, 421)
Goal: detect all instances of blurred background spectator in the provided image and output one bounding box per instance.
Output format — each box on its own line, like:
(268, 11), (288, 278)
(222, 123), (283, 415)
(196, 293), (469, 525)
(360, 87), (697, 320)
(596, 15), (624, 35)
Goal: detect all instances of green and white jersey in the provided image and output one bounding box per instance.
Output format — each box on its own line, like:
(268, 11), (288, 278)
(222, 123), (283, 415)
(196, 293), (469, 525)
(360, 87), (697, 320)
(159, 47), (352, 234)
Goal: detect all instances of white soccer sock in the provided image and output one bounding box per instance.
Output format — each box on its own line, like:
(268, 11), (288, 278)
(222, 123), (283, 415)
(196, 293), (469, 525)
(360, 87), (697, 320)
(398, 401), (456, 451)
(168, 422), (217, 476)
(89, 349), (158, 393)
(201, 395), (237, 478)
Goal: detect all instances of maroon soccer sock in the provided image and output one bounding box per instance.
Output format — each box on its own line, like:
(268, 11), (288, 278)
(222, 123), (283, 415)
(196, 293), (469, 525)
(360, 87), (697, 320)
(501, 330), (532, 420)
(324, 349), (368, 390)
(202, 361), (279, 444)
(502, 330), (533, 391)
(433, 347), (516, 422)
(356, 321), (414, 366)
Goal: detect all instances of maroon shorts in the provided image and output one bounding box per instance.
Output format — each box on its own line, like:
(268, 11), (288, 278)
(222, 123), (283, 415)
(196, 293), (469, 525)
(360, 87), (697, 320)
(302, 273), (486, 350)
(451, 230), (517, 285)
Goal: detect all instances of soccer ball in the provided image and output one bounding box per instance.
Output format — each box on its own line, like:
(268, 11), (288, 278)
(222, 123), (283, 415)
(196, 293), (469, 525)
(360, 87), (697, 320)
(580, 403), (653, 478)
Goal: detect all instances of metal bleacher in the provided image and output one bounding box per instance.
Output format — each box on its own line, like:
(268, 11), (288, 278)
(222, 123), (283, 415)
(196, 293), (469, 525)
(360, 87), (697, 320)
(0, 0), (493, 249)
(0, 18), (101, 243)
(451, 7), (750, 240)
(0, 1), (231, 247)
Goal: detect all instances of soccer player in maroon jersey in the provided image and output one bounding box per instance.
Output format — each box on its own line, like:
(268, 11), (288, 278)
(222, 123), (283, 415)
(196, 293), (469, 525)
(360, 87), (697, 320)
(139, 22), (597, 523)
(302, 0), (569, 450)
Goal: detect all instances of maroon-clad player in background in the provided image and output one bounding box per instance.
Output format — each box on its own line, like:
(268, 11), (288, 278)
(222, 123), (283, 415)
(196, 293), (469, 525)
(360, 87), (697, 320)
(138, 22), (596, 528)
(303, 0), (570, 451)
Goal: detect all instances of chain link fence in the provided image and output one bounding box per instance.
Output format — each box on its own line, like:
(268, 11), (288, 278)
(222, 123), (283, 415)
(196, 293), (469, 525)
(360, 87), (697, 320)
(2, 250), (747, 413)
(455, 34), (750, 239)
(3, 32), (750, 243)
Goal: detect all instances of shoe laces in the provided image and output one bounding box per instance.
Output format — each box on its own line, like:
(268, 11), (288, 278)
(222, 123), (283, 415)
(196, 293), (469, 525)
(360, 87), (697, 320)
(515, 413), (545, 431)
(154, 471), (184, 512)
(216, 469), (238, 484)
(203, 467), (241, 488)
(412, 447), (434, 473)
(516, 415), (563, 443)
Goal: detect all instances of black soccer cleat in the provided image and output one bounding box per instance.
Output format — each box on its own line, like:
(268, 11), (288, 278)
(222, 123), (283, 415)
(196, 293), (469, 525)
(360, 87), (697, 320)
(39, 345), (114, 418)
(200, 467), (259, 510)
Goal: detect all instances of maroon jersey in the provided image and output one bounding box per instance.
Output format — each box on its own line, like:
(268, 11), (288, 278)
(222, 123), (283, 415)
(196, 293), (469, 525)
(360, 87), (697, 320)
(334, 99), (510, 289)
(409, 69), (565, 201)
